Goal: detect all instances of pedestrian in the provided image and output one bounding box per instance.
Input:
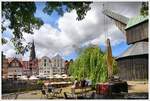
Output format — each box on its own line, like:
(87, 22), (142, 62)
(71, 78), (78, 94)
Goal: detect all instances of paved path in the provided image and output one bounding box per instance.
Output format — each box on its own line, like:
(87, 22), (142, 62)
(17, 90), (42, 99)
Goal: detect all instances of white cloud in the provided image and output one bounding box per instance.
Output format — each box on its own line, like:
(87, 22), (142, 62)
(2, 2), (141, 60)
(1, 42), (16, 58)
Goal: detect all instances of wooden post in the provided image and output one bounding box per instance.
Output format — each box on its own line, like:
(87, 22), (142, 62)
(106, 39), (113, 78)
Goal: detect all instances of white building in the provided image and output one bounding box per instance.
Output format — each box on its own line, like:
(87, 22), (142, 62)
(38, 54), (65, 77)
(51, 54), (65, 75)
(8, 58), (23, 79)
(38, 56), (52, 77)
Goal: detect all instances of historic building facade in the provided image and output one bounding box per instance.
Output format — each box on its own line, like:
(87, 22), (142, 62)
(64, 59), (73, 75)
(7, 58), (23, 79)
(51, 54), (65, 75)
(38, 54), (65, 77)
(38, 56), (53, 77)
(23, 40), (39, 76)
(22, 61), (31, 76)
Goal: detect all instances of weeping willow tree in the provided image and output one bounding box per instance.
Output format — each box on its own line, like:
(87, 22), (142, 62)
(69, 45), (117, 85)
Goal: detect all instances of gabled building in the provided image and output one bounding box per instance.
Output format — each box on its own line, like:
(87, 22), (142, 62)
(51, 54), (65, 75)
(38, 56), (53, 77)
(22, 61), (31, 76)
(8, 58), (23, 79)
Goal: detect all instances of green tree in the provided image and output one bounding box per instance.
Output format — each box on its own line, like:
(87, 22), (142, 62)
(44, 2), (91, 20)
(2, 2), (43, 54)
(140, 2), (148, 16)
(68, 45), (117, 85)
(2, 38), (8, 44)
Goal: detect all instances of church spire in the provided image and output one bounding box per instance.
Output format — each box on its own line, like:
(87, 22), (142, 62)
(30, 40), (36, 60)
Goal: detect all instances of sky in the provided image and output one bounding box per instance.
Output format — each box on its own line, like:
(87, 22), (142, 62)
(2, 2), (142, 61)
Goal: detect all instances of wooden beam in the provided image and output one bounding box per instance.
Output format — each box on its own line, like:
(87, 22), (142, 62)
(103, 9), (129, 34)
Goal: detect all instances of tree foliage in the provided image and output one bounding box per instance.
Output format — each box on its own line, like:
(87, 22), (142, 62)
(140, 2), (148, 16)
(44, 2), (92, 20)
(2, 2), (44, 54)
(2, 38), (8, 45)
(2, 2), (43, 36)
(69, 45), (117, 85)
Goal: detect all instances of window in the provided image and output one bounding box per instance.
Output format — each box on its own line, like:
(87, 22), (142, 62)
(12, 63), (15, 66)
(16, 63), (19, 67)
(44, 59), (46, 66)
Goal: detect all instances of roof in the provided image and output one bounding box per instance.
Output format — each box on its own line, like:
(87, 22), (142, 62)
(125, 15), (148, 29)
(116, 42), (148, 59)
(52, 54), (64, 60)
(41, 56), (50, 59)
(8, 58), (23, 67)
(103, 9), (129, 24)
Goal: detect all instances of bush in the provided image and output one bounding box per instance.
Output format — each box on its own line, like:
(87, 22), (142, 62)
(37, 80), (44, 85)
(36, 80), (44, 90)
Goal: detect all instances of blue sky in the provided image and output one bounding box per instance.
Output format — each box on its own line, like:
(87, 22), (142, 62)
(111, 42), (130, 57)
(3, 2), (140, 60)
(34, 2), (130, 60)
(34, 2), (60, 29)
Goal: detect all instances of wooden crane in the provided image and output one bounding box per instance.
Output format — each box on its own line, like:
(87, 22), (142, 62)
(95, 4), (128, 96)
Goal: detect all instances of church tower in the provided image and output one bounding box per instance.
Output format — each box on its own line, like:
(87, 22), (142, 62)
(29, 40), (38, 76)
(30, 40), (36, 61)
